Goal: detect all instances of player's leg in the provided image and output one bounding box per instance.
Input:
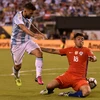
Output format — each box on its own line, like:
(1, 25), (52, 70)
(12, 64), (22, 87)
(80, 84), (91, 97)
(31, 48), (44, 85)
(26, 40), (43, 85)
(62, 85), (91, 97)
(11, 44), (25, 86)
(12, 64), (21, 78)
(64, 79), (91, 97)
(40, 72), (71, 95)
(40, 79), (60, 94)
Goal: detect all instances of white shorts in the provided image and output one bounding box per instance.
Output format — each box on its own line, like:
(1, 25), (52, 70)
(11, 40), (40, 65)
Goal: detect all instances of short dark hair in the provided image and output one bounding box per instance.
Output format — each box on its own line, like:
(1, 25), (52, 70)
(74, 33), (84, 39)
(24, 2), (36, 10)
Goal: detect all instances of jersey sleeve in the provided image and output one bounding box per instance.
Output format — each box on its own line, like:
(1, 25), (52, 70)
(86, 48), (94, 57)
(59, 48), (68, 55)
(14, 12), (25, 25)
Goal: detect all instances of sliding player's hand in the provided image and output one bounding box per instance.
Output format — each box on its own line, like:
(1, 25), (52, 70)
(34, 33), (47, 40)
(40, 33), (47, 40)
(88, 56), (97, 62)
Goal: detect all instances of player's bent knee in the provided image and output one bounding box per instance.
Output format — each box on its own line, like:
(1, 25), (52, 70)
(36, 53), (43, 58)
(47, 84), (53, 89)
(31, 48), (43, 57)
(82, 89), (91, 97)
(15, 64), (21, 70)
(47, 80), (59, 89)
(35, 51), (43, 58)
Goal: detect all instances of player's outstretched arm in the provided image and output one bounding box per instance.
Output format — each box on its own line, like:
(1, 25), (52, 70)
(31, 23), (47, 39)
(41, 47), (60, 55)
(18, 24), (41, 38)
(19, 24), (36, 37)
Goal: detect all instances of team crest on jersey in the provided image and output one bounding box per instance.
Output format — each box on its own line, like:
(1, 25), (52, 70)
(79, 51), (83, 56)
(75, 51), (78, 55)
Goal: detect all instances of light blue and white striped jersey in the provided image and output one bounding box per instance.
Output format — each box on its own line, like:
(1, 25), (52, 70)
(11, 11), (33, 45)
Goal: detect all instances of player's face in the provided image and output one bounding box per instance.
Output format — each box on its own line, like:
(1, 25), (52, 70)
(23, 8), (35, 19)
(74, 36), (84, 48)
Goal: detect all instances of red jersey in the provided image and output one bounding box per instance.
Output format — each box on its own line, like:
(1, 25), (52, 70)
(59, 47), (94, 78)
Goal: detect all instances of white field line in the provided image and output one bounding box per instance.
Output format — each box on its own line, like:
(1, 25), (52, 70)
(11, 68), (67, 76)
(20, 68), (67, 73)
(0, 68), (66, 77)
(0, 68), (99, 77)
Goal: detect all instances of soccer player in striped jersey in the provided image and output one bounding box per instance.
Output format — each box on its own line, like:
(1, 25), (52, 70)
(40, 33), (97, 97)
(11, 2), (46, 86)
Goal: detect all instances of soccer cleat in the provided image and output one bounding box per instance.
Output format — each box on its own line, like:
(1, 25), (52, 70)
(40, 89), (54, 95)
(12, 67), (22, 87)
(58, 91), (73, 96)
(40, 89), (48, 95)
(35, 76), (44, 85)
(59, 92), (69, 96)
(15, 78), (22, 87)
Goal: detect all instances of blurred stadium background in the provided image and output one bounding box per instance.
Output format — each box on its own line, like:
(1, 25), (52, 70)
(0, 0), (100, 100)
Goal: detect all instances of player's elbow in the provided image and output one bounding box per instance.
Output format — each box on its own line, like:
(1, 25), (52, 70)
(21, 26), (28, 32)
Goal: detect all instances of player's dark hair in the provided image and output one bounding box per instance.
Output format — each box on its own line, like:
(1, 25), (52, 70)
(24, 2), (36, 10)
(74, 33), (84, 39)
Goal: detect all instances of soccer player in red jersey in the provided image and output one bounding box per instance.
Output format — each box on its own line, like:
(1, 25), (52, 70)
(40, 33), (97, 97)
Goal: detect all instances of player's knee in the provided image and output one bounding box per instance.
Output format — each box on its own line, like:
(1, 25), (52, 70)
(82, 89), (91, 97)
(39, 51), (43, 57)
(35, 50), (43, 58)
(15, 64), (21, 70)
(47, 83), (53, 89)
(47, 80), (59, 89)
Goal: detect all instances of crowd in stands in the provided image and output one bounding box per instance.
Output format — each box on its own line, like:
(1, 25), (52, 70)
(0, 0), (100, 26)
(0, 0), (100, 39)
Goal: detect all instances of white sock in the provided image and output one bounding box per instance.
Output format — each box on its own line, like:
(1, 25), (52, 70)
(35, 58), (43, 78)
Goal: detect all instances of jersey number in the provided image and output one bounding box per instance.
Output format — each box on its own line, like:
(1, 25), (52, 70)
(73, 56), (78, 62)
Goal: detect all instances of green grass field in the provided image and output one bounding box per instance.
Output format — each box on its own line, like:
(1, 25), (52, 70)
(0, 49), (100, 100)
